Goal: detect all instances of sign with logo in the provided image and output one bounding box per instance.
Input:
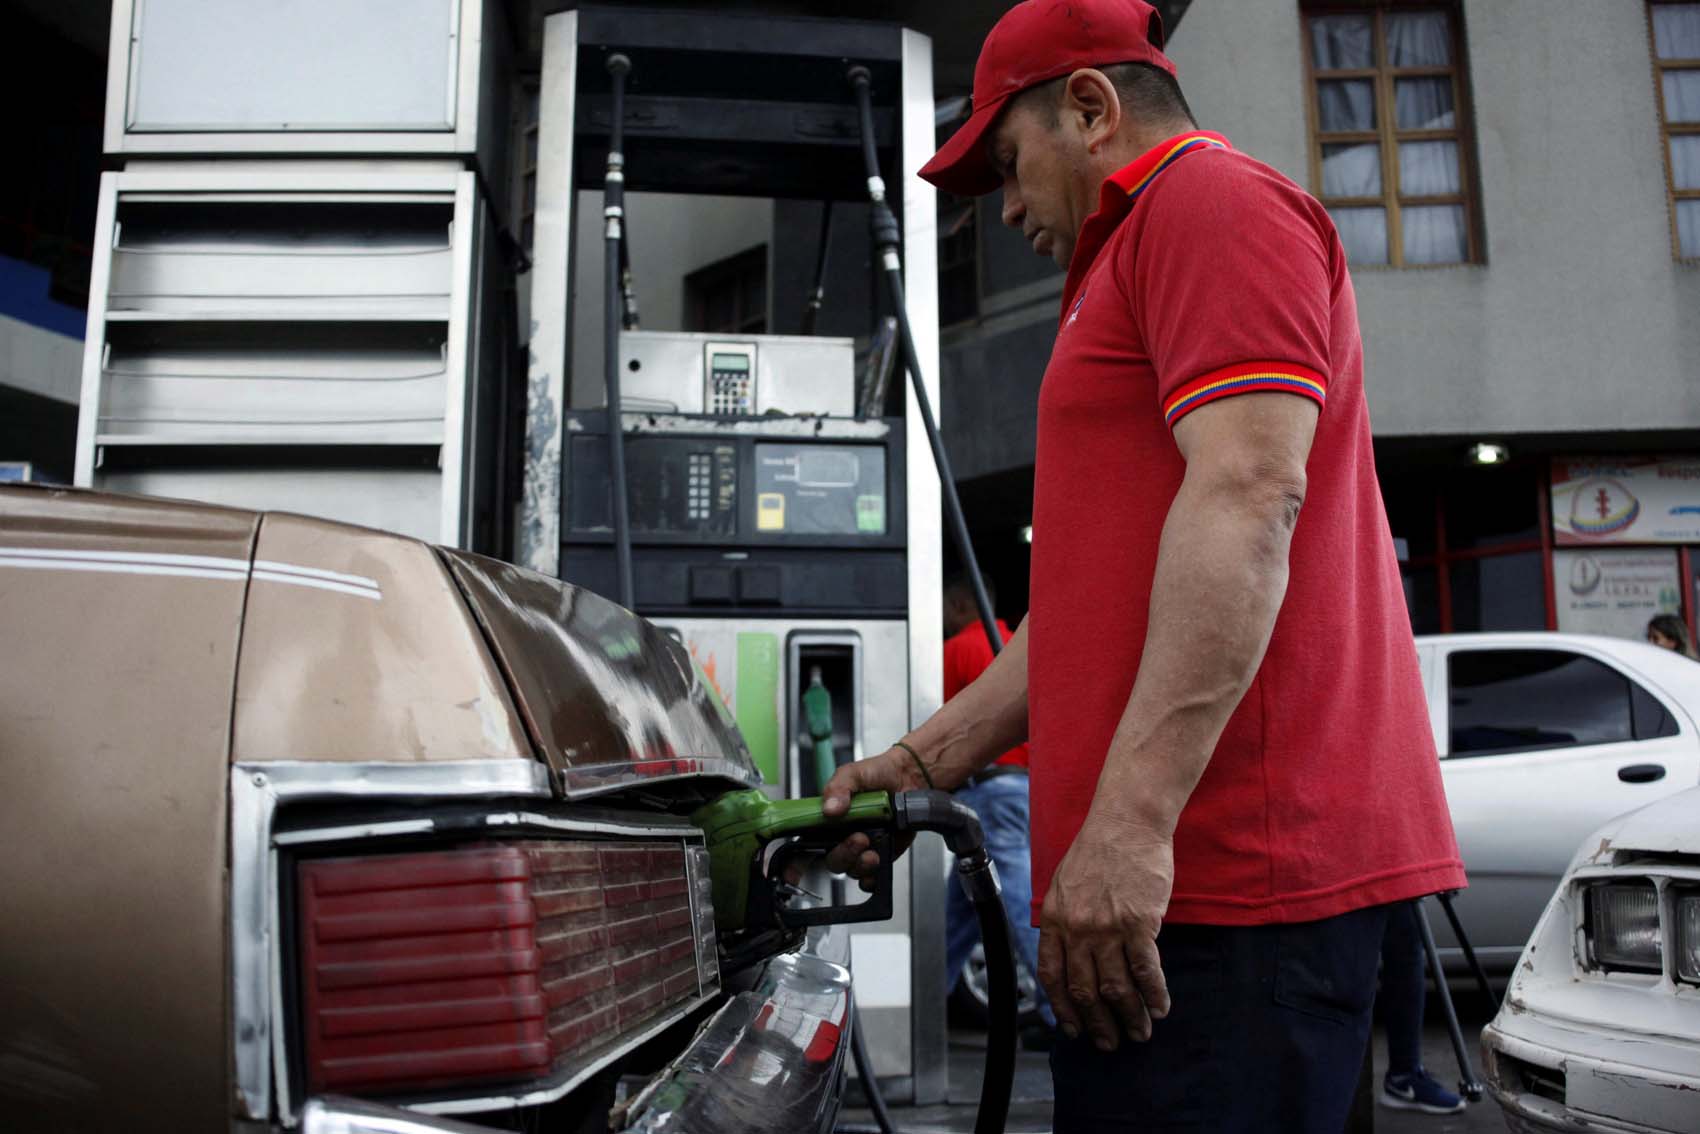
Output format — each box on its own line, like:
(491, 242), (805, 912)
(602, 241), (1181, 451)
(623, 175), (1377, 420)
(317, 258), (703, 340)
(1552, 457), (1700, 545)
(1553, 547), (1682, 640)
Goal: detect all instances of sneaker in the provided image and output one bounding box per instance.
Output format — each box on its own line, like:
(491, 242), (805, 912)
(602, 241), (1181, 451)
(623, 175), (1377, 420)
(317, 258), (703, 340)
(1380, 1068), (1466, 1115)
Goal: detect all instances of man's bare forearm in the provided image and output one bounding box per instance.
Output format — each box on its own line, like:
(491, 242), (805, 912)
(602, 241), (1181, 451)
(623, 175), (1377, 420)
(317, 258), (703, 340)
(1092, 471), (1303, 835)
(905, 617), (1031, 790)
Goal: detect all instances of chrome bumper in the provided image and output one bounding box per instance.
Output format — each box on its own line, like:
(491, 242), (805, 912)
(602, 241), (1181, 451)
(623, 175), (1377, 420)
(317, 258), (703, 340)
(298, 939), (853, 1134)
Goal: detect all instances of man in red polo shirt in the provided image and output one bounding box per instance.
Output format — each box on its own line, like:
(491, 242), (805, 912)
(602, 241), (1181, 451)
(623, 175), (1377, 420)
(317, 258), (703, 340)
(822, 0), (1464, 1127)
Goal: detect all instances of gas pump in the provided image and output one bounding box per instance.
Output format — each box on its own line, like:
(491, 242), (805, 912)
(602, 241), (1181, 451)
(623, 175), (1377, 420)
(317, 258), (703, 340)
(524, 5), (955, 1104)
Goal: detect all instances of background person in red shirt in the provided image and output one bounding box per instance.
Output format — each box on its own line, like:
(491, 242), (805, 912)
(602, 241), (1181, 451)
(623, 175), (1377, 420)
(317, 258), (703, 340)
(822, 0), (1464, 1128)
(939, 574), (1056, 1045)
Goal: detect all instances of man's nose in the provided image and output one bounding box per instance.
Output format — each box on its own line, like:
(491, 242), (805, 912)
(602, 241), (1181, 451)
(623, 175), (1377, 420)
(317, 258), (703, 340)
(1000, 186), (1025, 229)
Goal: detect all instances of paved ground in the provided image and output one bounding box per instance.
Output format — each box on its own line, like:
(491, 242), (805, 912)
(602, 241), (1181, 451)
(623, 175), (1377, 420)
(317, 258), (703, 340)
(839, 993), (1508, 1133)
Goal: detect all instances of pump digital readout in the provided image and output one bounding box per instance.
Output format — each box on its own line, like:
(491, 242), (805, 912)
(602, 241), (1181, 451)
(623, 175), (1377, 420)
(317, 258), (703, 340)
(753, 443), (886, 535)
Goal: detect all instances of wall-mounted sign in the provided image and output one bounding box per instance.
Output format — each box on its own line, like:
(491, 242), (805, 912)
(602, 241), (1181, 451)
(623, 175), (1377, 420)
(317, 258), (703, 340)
(1552, 457), (1700, 545)
(1553, 547), (1682, 640)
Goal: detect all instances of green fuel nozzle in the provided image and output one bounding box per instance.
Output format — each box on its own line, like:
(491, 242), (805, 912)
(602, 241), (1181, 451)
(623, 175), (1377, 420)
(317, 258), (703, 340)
(690, 786), (997, 939)
(691, 788), (896, 936)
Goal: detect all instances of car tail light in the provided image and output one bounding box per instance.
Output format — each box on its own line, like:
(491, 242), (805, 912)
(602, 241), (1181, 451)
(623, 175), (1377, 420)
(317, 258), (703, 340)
(1585, 881), (1662, 974)
(299, 840), (706, 1097)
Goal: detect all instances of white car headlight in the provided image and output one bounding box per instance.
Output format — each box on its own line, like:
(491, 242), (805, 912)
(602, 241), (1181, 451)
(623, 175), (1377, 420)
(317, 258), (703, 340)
(1678, 890), (1700, 985)
(1586, 881), (1662, 974)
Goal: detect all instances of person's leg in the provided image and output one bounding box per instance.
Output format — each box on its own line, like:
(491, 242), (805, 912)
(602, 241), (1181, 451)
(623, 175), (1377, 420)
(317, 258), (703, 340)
(1050, 904), (1390, 1133)
(1377, 899), (1465, 1114)
(969, 774), (1056, 1027)
(1380, 900), (1426, 1076)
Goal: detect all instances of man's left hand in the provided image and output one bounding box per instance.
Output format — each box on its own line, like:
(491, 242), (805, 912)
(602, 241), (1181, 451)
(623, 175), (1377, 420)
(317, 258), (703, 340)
(1037, 812), (1174, 1050)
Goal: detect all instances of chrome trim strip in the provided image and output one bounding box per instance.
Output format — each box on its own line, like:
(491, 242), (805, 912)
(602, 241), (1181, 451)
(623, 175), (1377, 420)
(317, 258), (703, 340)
(230, 760), (554, 1123)
(272, 819), (436, 846)
(253, 558), (384, 601)
(557, 757), (761, 800)
(480, 809), (697, 839)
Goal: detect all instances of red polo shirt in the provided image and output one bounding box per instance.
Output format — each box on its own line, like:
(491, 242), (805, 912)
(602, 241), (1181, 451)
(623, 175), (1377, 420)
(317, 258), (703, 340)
(1027, 132), (1464, 926)
(944, 620), (1029, 769)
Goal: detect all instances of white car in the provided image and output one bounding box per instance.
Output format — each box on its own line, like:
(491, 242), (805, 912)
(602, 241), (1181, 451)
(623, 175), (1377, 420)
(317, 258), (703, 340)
(1481, 786), (1700, 1133)
(1415, 633), (1700, 968)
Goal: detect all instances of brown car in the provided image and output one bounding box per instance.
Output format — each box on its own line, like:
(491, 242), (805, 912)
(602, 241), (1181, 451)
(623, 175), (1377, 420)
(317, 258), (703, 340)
(0, 485), (853, 1133)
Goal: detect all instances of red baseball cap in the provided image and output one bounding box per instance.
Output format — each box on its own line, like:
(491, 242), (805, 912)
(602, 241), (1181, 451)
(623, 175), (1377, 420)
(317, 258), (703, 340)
(920, 0), (1177, 197)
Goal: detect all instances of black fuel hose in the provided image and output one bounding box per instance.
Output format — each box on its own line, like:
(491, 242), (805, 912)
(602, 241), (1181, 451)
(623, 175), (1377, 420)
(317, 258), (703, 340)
(601, 53), (636, 609)
(845, 65), (1002, 660)
(837, 792), (1017, 1134)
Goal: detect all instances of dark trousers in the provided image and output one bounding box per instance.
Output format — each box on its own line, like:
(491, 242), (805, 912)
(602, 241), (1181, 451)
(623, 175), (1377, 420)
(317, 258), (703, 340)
(1378, 900), (1428, 1076)
(1050, 903), (1392, 1133)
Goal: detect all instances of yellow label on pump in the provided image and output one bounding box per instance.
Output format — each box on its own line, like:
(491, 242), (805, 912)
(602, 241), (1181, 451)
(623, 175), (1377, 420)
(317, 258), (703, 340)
(757, 492), (786, 531)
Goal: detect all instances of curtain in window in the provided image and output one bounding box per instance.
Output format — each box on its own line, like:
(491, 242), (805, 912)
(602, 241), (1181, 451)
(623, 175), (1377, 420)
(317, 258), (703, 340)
(1403, 205), (1468, 264)
(1385, 11), (1452, 66)
(1323, 142), (1381, 196)
(1679, 201), (1700, 258)
(1329, 207), (1388, 265)
(1673, 135), (1700, 189)
(1400, 140), (1461, 195)
(1319, 80), (1376, 131)
(1653, 3), (1700, 60)
(1665, 72), (1700, 123)
(1311, 14), (1373, 69)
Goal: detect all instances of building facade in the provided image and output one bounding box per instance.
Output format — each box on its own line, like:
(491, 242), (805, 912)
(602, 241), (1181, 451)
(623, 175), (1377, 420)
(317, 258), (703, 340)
(936, 0), (1700, 645)
(7, 0), (1698, 643)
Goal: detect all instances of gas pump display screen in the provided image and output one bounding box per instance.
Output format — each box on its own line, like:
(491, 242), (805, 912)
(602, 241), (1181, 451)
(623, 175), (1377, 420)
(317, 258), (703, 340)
(753, 443), (886, 535)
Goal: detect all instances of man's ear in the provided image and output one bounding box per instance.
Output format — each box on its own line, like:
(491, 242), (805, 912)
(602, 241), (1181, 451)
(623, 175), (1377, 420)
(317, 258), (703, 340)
(1063, 68), (1121, 152)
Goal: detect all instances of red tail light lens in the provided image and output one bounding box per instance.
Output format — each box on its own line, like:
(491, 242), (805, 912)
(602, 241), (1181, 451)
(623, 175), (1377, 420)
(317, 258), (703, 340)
(299, 840), (704, 1097)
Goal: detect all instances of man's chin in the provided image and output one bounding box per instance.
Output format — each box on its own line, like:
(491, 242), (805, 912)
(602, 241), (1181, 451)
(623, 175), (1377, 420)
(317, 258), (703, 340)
(1049, 243), (1072, 269)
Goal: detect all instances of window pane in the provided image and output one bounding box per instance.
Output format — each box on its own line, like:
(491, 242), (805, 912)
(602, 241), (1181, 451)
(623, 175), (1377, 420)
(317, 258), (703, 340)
(1632, 682), (1680, 741)
(1653, 3), (1700, 60)
(1395, 77), (1455, 129)
(1318, 79), (1376, 131)
(1448, 650), (1633, 756)
(1680, 199), (1700, 258)
(1664, 71), (1700, 123)
(1448, 553), (1546, 633)
(1323, 142), (1382, 197)
(1673, 136), (1700, 190)
(1330, 207), (1388, 264)
(1386, 11), (1453, 66)
(1399, 140), (1461, 195)
(1403, 204), (1468, 264)
(1310, 14), (1374, 70)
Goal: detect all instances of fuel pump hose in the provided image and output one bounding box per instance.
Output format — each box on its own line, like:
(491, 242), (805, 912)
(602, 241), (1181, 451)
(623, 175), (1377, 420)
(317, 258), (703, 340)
(837, 791), (1017, 1134)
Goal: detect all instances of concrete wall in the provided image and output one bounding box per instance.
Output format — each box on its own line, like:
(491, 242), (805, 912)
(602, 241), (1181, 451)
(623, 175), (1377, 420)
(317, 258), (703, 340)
(568, 190), (773, 407)
(941, 0), (1700, 483)
(1169, 0), (1700, 437)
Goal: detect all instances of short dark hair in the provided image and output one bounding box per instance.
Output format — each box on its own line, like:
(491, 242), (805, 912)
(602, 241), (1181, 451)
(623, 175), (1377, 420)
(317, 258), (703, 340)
(1014, 61), (1196, 130)
(944, 571), (997, 609)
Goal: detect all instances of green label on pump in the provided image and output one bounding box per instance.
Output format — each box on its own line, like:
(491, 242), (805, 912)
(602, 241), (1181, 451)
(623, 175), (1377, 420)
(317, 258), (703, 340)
(734, 631), (781, 784)
(855, 494), (885, 533)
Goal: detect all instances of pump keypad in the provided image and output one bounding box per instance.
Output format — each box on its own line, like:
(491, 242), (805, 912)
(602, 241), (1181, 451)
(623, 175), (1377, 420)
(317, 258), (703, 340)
(709, 369), (752, 415)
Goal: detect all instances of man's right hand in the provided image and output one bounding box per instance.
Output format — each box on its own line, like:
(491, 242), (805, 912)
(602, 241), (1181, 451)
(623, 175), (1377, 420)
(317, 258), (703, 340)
(816, 744), (934, 889)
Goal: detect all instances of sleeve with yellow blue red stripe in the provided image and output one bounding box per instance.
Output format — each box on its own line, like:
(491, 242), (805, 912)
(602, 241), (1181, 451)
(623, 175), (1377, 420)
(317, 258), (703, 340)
(1161, 360), (1327, 429)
